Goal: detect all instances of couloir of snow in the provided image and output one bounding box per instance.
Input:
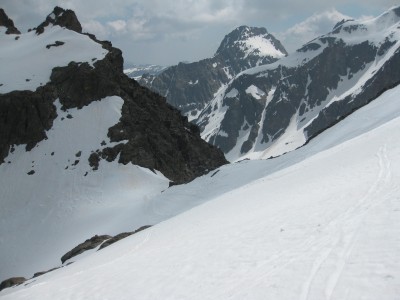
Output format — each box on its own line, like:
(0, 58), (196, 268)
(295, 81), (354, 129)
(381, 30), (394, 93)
(2, 76), (400, 300)
(0, 25), (107, 94)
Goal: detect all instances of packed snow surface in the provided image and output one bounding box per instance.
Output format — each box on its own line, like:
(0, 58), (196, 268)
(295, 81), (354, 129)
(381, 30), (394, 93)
(0, 26), (107, 93)
(2, 78), (400, 300)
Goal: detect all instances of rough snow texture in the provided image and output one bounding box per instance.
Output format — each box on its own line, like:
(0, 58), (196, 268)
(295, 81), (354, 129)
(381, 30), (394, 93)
(2, 71), (400, 300)
(198, 6), (400, 161)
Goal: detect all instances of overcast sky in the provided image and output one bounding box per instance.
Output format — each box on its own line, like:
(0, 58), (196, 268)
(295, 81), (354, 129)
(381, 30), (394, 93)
(2, 0), (398, 66)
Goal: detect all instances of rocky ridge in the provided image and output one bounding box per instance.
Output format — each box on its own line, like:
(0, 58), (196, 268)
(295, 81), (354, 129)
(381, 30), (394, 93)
(0, 7), (227, 184)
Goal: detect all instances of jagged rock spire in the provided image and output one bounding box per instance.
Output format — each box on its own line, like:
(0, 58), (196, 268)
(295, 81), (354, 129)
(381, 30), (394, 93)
(0, 8), (20, 34)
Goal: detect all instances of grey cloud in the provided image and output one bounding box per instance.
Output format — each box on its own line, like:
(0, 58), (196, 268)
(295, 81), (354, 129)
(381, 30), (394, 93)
(1, 0), (396, 65)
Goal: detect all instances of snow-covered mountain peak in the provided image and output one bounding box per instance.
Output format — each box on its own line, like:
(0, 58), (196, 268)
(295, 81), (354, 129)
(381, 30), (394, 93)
(330, 5), (400, 40)
(295, 5), (400, 55)
(139, 26), (287, 119)
(215, 25), (288, 60)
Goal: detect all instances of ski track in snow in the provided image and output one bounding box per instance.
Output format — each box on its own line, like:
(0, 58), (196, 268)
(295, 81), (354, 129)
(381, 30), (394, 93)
(300, 144), (393, 300)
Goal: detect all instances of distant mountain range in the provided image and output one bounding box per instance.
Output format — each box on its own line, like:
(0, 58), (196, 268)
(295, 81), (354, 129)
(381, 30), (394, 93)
(140, 7), (400, 161)
(123, 64), (166, 80)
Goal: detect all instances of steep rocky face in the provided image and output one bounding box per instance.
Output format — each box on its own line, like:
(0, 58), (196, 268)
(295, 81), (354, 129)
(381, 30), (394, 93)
(139, 26), (287, 118)
(0, 87), (57, 161)
(0, 8), (20, 34)
(0, 7), (227, 184)
(197, 6), (400, 161)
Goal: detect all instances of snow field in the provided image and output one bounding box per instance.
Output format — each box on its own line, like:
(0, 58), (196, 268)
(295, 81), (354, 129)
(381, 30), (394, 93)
(2, 73), (400, 300)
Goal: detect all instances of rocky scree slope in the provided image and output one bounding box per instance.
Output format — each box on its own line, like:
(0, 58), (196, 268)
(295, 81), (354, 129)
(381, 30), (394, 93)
(0, 7), (227, 184)
(198, 6), (400, 160)
(139, 26), (287, 119)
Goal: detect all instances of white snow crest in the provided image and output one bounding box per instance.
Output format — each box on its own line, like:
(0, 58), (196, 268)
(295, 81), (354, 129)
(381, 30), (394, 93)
(0, 26), (107, 94)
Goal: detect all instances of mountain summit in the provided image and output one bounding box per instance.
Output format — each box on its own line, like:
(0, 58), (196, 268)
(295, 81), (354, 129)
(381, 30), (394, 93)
(215, 26), (287, 64)
(139, 26), (287, 118)
(33, 6), (83, 34)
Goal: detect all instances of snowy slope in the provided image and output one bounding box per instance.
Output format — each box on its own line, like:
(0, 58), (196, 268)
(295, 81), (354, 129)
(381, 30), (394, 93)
(0, 26), (107, 93)
(0, 96), (169, 280)
(2, 72), (400, 300)
(197, 6), (400, 161)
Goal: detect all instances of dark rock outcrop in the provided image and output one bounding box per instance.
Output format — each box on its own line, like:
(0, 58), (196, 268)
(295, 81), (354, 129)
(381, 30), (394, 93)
(62, 226), (152, 263)
(0, 87), (57, 161)
(0, 9), (20, 34)
(0, 225), (153, 291)
(99, 225), (152, 250)
(0, 277), (26, 291)
(61, 235), (112, 264)
(33, 267), (60, 278)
